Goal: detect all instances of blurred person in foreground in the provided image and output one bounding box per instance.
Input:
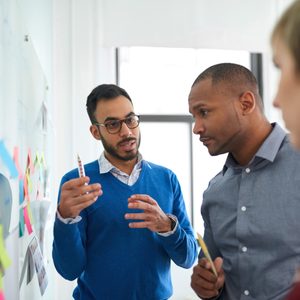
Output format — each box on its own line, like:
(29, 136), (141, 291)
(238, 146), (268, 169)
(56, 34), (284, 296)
(272, 1), (300, 300)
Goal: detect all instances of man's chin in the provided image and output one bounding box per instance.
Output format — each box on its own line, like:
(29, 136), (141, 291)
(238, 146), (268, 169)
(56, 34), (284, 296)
(120, 151), (138, 162)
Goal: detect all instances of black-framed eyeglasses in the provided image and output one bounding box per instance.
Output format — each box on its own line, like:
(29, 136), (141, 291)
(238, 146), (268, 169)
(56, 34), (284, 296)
(94, 115), (140, 134)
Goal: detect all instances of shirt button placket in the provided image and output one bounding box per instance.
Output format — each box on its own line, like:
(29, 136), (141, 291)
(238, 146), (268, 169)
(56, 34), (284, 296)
(238, 166), (252, 299)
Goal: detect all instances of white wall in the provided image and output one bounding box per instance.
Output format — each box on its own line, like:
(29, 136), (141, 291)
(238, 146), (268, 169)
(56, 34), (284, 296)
(102, 0), (277, 52)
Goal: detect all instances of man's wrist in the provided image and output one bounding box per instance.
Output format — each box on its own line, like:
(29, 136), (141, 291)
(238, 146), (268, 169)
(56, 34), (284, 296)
(56, 209), (82, 224)
(168, 215), (177, 231)
(157, 214), (178, 237)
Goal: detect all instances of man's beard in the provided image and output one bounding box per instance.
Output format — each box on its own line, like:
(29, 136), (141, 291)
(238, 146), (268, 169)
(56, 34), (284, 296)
(101, 134), (141, 162)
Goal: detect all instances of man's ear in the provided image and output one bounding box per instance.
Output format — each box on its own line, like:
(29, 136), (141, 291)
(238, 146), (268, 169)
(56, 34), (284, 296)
(239, 91), (256, 115)
(90, 125), (101, 140)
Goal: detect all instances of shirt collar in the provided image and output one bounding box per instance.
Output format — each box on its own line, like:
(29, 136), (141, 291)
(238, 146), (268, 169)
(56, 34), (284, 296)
(223, 123), (286, 174)
(98, 152), (143, 174)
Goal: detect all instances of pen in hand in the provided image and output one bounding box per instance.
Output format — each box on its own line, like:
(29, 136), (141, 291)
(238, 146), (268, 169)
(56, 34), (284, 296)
(58, 154), (102, 219)
(77, 154), (86, 178)
(77, 154), (89, 190)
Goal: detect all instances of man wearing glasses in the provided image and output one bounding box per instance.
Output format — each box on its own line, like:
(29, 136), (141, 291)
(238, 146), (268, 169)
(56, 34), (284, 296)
(52, 84), (198, 300)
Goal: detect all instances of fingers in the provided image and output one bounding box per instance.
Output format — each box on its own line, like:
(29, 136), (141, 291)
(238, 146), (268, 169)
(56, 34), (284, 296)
(127, 221), (150, 229)
(191, 258), (222, 299)
(62, 176), (90, 189)
(128, 194), (157, 206)
(124, 212), (148, 220)
(214, 257), (224, 273)
(58, 196), (97, 218)
(214, 257), (225, 290)
(58, 177), (103, 218)
(198, 258), (219, 282)
(62, 177), (101, 196)
(124, 211), (157, 229)
(126, 194), (170, 232)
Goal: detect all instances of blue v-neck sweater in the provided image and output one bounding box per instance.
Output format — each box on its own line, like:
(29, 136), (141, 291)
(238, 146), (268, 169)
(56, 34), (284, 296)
(53, 160), (198, 300)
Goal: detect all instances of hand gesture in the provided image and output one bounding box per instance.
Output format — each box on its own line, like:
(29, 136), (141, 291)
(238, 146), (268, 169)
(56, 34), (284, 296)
(58, 176), (102, 218)
(124, 194), (172, 233)
(191, 257), (225, 299)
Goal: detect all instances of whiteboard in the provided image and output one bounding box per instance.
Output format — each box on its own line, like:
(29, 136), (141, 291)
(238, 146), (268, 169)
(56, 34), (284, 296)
(0, 0), (50, 299)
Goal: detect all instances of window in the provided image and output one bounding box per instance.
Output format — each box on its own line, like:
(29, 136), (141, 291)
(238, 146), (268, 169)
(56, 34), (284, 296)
(119, 46), (251, 233)
(118, 47), (252, 299)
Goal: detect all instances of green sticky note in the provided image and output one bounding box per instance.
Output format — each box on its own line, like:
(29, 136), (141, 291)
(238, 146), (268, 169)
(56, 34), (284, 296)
(0, 225), (11, 270)
(19, 208), (25, 237)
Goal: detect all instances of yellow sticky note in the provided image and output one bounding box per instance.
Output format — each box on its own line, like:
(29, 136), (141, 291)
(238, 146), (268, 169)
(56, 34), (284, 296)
(197, 232), (217, 277)
(0, 225), (11, 270)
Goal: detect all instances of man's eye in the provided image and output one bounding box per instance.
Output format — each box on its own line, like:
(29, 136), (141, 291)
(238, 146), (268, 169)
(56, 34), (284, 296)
(199, 109), (208, 117)
(106, 121), (120, 129)
(126, 117), (135, 124)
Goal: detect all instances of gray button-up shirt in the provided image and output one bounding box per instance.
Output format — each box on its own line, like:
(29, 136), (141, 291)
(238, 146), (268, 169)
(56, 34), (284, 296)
(201, 123), (300, 300)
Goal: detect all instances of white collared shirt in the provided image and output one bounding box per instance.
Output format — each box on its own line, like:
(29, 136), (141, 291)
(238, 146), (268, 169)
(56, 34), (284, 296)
(98, 152), (143, 186)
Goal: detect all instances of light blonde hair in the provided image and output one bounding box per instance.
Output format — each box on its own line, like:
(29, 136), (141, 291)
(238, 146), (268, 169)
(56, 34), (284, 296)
(272, 0), (300, 74)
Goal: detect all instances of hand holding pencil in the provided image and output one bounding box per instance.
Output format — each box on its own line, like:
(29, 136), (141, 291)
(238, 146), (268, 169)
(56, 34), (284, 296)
(196, 232), (218, 277)
(57, 155), (103, 219)
(191, 232), (225, 299)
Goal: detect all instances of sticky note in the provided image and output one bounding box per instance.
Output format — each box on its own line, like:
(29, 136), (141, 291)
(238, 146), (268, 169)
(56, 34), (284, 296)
(13, 146), (23, 179)
(19, 208), (25, 237)
(0, 140), (18, 178)
(26, 149), (34, 175)
(26, 171), (33, 194)
(0, 225), (11, 270)
(19, 178), (24, 205)
(23, 206), (33, 234)
(23, 175), (29, 201)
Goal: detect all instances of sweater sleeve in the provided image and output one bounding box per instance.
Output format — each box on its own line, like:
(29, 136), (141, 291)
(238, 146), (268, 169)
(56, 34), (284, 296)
(157, 173), (198, 268)
(52, 175), (88, 280)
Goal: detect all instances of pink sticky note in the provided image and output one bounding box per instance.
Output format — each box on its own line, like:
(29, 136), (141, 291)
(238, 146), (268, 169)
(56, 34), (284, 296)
(23, 206), (33, 234)
(0, 290), (4, 300)
(13, 146), (24, 179)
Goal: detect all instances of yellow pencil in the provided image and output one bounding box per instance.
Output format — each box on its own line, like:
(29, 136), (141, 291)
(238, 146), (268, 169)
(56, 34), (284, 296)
(197, 232), (218, 277)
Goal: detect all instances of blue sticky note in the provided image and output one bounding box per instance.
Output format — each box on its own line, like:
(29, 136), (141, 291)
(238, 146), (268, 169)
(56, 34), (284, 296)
(19, 178), (24, 205)
(0, 140), (18, 178)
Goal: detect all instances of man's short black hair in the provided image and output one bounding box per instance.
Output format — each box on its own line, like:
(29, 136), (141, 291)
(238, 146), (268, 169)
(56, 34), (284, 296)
(192, 63), (263, 110)
(86, 84), (132, 123)
(193, 63), (257, 89)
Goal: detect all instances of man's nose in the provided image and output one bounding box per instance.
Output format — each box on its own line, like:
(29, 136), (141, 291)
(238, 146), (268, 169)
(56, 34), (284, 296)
(119, 121), (132, 136)
(193, 118), (205, 135)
